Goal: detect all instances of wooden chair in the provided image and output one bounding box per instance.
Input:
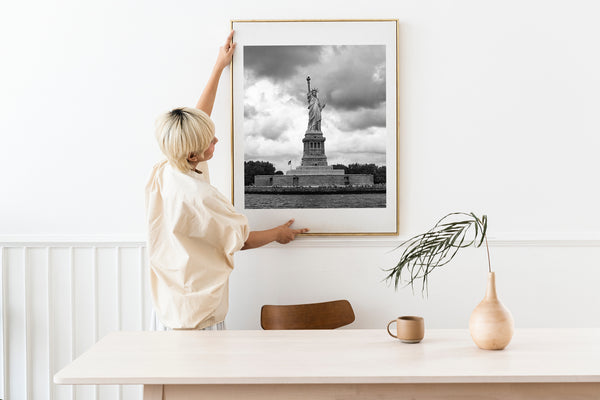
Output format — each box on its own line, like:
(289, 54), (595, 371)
(260, 300), (355, 330)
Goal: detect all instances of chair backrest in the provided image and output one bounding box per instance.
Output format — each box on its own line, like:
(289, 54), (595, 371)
(260, 300), (355, 330)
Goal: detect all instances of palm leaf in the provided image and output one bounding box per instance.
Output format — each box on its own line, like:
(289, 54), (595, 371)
(385, 212), (490, 295)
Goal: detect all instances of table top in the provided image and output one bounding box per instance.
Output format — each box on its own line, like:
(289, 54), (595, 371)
(54, 328), (600, 385)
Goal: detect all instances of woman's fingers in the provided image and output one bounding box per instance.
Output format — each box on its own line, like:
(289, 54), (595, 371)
(284, 219), (295, 227)
(225, 30), (234, 48)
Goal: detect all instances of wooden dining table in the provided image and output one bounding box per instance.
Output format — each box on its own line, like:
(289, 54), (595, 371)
(54, 328), (600, 399)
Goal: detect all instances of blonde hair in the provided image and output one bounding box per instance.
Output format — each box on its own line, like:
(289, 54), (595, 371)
(154, 107), (215, 172)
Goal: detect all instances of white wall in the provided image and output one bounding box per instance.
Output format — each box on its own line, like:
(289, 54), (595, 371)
(2, 0), (600, 333)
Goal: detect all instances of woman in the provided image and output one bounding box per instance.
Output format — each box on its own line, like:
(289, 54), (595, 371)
(146, 31), (308, 330)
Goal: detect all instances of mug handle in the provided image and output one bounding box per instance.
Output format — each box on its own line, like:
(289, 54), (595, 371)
(386, 320), (397, 338)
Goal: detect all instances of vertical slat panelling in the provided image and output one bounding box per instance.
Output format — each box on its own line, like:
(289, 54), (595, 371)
(30, 247), (50, 400)
(24, 247), (32, 400)
(140, 247), (146, 330)
(0, 247), (6, 399)
(97, 247), (118, 400)
(122, 247), (144, 399)
(69, 248), (75, 400)
(140, 244), (147, 399)
(52, 247), (77, 400)
(116, 247), (122, 331)
(93, 246), (99, 344)
(7, 247), (25, 399)
(94, 247), (99, 400)
(121, 247), (140, 331)
(116, 247), (122, 400)
(73, 247), (95, 400)
(0, 243), (148, 400)
(47, 247), (54, 400)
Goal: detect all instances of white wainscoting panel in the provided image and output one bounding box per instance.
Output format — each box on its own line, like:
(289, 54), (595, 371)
(0, 244), (150, 400)
(2, 237), (600, 400)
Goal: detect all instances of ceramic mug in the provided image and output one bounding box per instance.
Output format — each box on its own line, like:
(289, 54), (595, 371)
(387, 316), (425, 343)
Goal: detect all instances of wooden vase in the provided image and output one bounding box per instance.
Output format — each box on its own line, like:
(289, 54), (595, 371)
(469, 272), (514, 350)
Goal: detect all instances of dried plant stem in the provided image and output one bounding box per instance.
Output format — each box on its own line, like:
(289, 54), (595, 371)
(485, 236), (492, 273)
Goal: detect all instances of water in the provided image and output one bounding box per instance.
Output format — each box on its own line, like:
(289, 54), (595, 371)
(245, 193), (386, 209)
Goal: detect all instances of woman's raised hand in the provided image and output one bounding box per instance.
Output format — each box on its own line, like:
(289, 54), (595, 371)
(215, 30), (236, 71)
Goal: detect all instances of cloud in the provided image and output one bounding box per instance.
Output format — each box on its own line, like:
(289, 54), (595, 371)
(264, 45), (387, 112)
(333, 107), (386, 132)
(244, 79), (306, 143)
(245, 45), (386, 113)
(245, 117), (290, 140)
(244, 137), (297, 160)
(326, 127), (386, 159)
(319, 46), (386, 111)
(244, 136), (300, 172)
(244, 104), (258, 119)
(244, 46), (323, 82)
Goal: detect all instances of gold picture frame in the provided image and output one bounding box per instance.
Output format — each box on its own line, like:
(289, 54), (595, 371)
(231, 19), (399, 236)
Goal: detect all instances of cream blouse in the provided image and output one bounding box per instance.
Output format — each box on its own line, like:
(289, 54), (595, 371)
(145, 160), (249, 329)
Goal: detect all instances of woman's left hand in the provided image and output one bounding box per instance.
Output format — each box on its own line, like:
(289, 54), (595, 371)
(275, 219), (310, 244)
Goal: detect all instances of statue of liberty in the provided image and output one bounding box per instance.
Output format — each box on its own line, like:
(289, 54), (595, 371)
(306, 76), (326, 132)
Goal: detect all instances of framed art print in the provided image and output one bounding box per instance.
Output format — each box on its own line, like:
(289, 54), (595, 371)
(231, 19), (398, 235)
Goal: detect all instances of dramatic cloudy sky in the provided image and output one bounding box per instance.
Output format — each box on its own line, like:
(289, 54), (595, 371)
(243, 45), (386, 172)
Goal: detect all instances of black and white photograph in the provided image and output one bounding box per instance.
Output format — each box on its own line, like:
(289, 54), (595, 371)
(243, 45), (387, 209)
(232, 20), (398, 234)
